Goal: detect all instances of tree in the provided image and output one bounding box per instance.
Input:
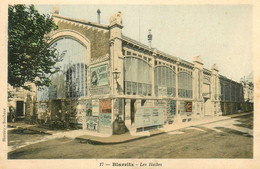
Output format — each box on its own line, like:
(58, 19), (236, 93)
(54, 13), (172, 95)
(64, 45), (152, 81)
(8, 4), (59, 90)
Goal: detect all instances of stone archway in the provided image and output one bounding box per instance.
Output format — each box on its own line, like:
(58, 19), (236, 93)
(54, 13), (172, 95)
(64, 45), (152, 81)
(48, 29), (91, 66)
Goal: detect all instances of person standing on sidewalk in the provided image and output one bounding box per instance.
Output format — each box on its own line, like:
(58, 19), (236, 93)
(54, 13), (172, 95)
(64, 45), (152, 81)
(9, 105), (16, 122)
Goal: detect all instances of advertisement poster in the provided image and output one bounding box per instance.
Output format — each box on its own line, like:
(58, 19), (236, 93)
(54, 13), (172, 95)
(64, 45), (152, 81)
(91, 99), (99, 116)
(86, 100), (92, 116)
(185, 102), (192, 112)
(134, 107), (164, 128)
(86, 116), (98, 131)
(169, 100), (176, 115)
(90, 64), (108, 86)
(99, 113), (111, 127)
(76, 99), (92, 124)
(99, 99), (111, 114)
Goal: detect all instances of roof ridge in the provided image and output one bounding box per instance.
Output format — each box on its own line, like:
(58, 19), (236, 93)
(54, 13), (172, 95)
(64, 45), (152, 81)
(122, 35), (193, 66)
(53, 14), (109, 30)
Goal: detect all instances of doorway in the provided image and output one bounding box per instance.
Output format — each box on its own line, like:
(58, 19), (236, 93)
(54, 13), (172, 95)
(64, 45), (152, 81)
(51, 100), (62, 120)
(130, 99), (137, 124)
(204, 98), (212, 116)
(16, 101), (24, 116)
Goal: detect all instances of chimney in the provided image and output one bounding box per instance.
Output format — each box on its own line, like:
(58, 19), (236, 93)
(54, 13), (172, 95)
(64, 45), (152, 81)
(52, 5), (59, 15)
(97, 9), (101, 24)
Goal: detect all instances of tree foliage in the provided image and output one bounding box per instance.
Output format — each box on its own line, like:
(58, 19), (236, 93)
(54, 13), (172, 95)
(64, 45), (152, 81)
(8, 4), (59, 90)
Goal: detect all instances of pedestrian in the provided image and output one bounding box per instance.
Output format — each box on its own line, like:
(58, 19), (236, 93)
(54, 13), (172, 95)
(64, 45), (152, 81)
(9, 106), (16, 122)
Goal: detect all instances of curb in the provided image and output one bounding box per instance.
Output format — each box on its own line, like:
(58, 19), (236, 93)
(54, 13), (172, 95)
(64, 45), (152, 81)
(75, 130), (167, 145)
(75, 135), (149, 145)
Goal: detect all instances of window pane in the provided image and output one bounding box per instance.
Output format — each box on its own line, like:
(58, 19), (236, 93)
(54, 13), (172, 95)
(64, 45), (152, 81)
(37, 38), (87, 100)
(124, 57), (151, 95)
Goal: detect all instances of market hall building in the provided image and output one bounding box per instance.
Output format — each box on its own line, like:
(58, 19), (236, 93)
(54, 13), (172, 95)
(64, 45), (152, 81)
(33, 9), (254, 135)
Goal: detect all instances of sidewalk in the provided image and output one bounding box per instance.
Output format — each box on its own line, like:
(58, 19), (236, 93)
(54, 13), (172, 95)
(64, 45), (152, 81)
(8, 122), (60, 135)
(75, 112), (253, 145)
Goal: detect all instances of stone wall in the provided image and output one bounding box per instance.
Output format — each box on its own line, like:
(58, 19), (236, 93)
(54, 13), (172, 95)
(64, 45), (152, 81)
(56, 19), (110, 61)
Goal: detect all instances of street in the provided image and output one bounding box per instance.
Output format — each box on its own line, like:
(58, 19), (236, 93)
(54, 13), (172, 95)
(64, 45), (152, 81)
(8, 113), (253, 159)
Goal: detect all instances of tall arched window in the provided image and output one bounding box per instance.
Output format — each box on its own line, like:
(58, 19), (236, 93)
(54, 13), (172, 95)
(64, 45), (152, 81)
(124, 57), (151, 96)
(224, 83), (231, 101)
(37, 38), (87, 101)
(178, 72), (192, 98)
(154, 66), (176, 96)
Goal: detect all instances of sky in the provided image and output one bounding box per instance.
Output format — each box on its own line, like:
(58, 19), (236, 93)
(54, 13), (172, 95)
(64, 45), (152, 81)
(35, 5), (253, 82)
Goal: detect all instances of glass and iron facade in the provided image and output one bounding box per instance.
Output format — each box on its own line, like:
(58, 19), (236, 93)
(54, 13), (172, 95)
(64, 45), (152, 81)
(31, 11), (253, 134)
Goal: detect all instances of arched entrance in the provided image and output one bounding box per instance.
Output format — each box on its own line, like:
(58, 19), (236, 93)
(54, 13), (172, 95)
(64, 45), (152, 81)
(37, 30), (91, 101)
(204, 98), (212, 116)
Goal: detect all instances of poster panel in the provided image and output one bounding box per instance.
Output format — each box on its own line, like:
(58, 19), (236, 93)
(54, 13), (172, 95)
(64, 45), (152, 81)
(134, 107), (164, 128)
(185, 102), (192, 112)
(169, 100), (176, 115)
(158, 86), (167, 96)
(76, 100), (86, 124)
(90, 64), (108, 86)
(86, 100), (92, 116)
(100, 99), (111, 114)
(99, 113), (111, 127)
(92, 99), (99, 116)
(76, 99), (93, 124)
(86, 116), (98, 131)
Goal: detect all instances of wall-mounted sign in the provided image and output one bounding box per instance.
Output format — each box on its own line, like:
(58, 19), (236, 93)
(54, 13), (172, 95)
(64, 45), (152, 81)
(134, 107), (164, 128)
(90, 64), (108, 86)
(185, 102), (192, 112)
(100, 99), (111, 114)
(92, 99), (99, 116)
(158, 86), (167, 96)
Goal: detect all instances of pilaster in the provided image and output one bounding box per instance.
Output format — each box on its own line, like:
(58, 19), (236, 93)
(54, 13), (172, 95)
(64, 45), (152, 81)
(124, 99), (131, 128)
(211, 64), (222, 116)
(192, 56), (203, 116)
(151, 50), (157, 97)
(109, 12), (124, 96)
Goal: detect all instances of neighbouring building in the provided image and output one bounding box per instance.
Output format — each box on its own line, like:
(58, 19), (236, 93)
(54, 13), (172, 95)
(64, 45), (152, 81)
(27, 8), (254, 134)
(8, 83), (37, 121)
